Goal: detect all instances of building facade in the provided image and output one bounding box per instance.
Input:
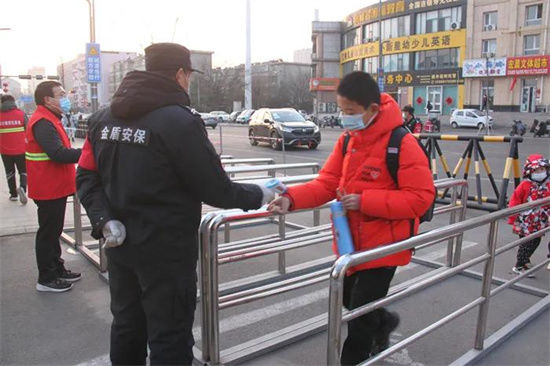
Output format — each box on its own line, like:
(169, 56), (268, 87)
(463, 0), (550, 112)
(58, 51), (137, 112)
(311, 21), (342, 116)
(339, 0), (467, 115)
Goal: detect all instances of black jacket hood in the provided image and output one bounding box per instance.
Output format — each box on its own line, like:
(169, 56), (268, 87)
(111, 71), (191, 120)
(0, 100), (17, 112)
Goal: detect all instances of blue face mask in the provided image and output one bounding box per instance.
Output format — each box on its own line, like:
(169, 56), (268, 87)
(341, 112), (378, 131)
(59, 97), (71, 114)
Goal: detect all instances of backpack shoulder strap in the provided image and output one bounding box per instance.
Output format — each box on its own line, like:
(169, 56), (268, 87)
(386, 126), (409, 185)
(342, 133), (351, 156)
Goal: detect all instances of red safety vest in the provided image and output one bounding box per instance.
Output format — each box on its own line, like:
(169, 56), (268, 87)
(0, 108), (26, 155)
(26, 106), (76, 200)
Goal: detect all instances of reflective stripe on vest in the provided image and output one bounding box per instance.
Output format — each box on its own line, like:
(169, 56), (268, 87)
(0, 127), (25, 133)
(25, 152), (51, 161)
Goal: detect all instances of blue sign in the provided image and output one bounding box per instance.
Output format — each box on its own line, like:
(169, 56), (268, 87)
(377, 68), (385, 92)
(86, 43), (101, 83)
(20, 95), (34, 103)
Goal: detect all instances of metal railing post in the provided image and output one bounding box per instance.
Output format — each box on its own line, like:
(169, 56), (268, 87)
(312, 165), (321, 226)
(453, 183), (469, 266)
(278, 215), (286, 274)
(474, 220), (499, 350)
(99, 239), (107, 272)
(446, 186), (458, 266)
(219, 124), (223, 156)
(73, 194), (83, 248)
(327, 259), (349, 366)
(209, 217), (222, 364)
(224, 223), (230, 243)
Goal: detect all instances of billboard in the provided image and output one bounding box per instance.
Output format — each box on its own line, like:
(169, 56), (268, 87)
(506, 55), (550, 76)
(462, 58), (507, 77)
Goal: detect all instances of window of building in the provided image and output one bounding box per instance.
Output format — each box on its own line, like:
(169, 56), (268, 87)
(415, 48), (459, 70)
(524, 34), (541, 55)
(483, 11), (497, 31)
(481, 39), (497, 57)
(383, 53), (410, 72)
(362, 56), (379, 74)
(526, 4), (543, 26)
(343, 60), (361, 75)
(416, 6), (462, 34)
(343, 28), (361, 49)
(363, 22), (379, 42)
(381, 15), (410, 40)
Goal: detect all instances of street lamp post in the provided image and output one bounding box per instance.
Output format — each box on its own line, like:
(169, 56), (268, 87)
(483, 52), (494, 135)
(85, 0), (98, 113)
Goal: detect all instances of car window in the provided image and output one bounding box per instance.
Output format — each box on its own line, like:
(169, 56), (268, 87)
(466, 112), (476, 118)
(456, 111), (463, 116)
(271, 110), (305, 122)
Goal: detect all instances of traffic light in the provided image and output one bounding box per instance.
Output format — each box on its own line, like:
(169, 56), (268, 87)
(35, 75), (44, 80)
(18, 75), (32, 79)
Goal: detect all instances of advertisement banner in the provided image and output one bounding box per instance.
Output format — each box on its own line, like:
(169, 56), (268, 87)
(309, 78), (340, 91)
(506, 55), (550, 76)
(340, 29), (466, 63)
(384, 69), (463, 87)
(462, 58), (507, 77)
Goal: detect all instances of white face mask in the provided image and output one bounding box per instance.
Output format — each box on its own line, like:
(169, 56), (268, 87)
(531, 171), (548, 182)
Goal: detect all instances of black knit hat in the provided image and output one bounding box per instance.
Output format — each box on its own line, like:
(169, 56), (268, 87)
(144, 43), (203, 74)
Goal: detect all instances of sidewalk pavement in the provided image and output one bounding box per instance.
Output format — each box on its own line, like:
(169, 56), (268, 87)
(0, 139), (85, 237)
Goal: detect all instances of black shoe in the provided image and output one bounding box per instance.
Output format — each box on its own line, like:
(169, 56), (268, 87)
(372, 311), (400, 355)
(17, 187), (27, 204)
(9, 195), (17, 201)
(58, 269), (82, 282)
(36, 279), (73, 292)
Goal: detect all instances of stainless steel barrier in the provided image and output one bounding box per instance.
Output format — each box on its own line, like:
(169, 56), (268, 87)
(326, 196), (550, 366)
(220, 158), (275, 166)
(224, 162), (320, 181)
(198, 178), (468, 365)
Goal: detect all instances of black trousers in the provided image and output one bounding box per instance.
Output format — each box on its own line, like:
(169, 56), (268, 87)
(108, 246), (197, 365)
(341, 266), (397, 366)
(34, 197), (67, 283)
(515, 235), (542, 268)
(1, 153), (26, 197)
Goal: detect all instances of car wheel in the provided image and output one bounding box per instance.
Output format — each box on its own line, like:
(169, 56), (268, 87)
(308, 141), (318, 150)
(249, 130), (258, 146)
(211, 125), (216, 129)
(271, 131), (282, 150)
(477, 122), (484, 129)
(451, 121), (458, 129)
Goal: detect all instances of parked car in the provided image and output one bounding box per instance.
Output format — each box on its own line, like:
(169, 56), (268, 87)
(199, 113), (218, 129)
(236, 109), (255, 124)
(210, 111), (230, 122)
(248, 108), (321, 150)
(450, 109), (494, 129)
(229, 111), (241, 123)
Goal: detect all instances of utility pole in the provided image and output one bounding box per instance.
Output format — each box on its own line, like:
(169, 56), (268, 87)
(245, 0), (252, 109)
(85, 0), (98, 113)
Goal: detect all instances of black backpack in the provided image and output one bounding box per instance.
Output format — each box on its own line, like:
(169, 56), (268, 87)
(342, 126), (435, 223)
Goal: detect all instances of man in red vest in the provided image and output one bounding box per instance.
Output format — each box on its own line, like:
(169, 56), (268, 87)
(0, 94), (28, 203)
(27, 81), (82, 292)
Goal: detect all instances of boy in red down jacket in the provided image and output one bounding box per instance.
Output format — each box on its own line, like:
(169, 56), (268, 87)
(269, 72), (434, 365)
(508, 154), (549, 275)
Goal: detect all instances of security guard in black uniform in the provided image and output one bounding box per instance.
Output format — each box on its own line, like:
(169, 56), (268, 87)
(77, 43), (276, 365)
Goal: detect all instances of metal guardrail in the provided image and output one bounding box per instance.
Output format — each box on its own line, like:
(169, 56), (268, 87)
(326, 196), (550, 366)
(220, 158), (275, 166)
(224, 162), (320, 181)
(198, 178), (468, 365)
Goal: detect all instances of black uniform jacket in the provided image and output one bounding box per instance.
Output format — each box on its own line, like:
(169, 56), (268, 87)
(77, 71), (262, 266)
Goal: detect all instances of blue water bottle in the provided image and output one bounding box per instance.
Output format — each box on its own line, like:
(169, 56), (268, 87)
(330, 201), (355, 255)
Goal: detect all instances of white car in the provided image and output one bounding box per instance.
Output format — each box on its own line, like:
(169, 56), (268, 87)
(210, 111), (230, 122)
(450, 109), (494, 129)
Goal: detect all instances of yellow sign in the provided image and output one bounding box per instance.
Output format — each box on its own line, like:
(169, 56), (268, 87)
(408, 0), (462, 11)
(340, 29), (466, 64)
(348, 0), (406, 26)
(89, 47), (99, 56)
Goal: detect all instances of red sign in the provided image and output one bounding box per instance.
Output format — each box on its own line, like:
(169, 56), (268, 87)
(506, 55), (550, 76)
(310, 78), (340, 91)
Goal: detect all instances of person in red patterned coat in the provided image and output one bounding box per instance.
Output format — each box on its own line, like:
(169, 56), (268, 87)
(269, 72), (434, 365)
(508, 154), (549, 275)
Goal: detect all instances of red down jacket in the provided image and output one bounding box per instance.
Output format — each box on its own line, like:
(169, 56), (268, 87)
(285, 93), (434, 273)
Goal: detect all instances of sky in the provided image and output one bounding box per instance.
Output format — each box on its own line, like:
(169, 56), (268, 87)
(0, 0), (373, 77)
